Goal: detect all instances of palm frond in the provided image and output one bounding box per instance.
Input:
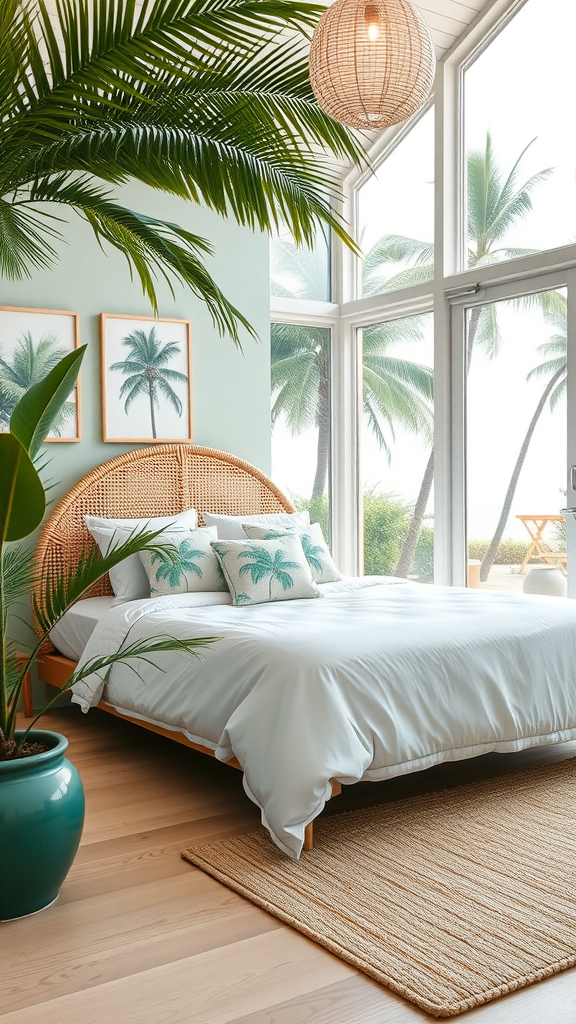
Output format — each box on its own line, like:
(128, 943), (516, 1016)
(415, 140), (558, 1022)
(1, 545), (37, 617)
(20, 631), (220, 741)
(0, 200), (60, 279)
(0, 0), (364, 338)
(25, 174), (252, 338)
(33, 526), (174, 636)
(363, 262), (434, 295)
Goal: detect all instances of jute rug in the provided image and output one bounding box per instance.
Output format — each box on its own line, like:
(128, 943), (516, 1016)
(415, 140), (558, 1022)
(182, 758), (576, 1018)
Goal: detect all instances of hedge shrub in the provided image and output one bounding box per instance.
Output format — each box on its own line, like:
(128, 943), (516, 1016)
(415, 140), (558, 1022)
(468, 538), (530, 564)
(294, 492), (535, 579)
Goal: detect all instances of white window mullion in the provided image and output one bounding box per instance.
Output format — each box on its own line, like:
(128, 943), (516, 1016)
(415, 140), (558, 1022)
(331, 316), (361, 575)
(433, 49), (460, 585)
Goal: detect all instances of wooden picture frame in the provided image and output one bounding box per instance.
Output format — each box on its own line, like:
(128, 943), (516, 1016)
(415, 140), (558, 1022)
(100, 313), (193, 443)
(0, 306), (81, 443)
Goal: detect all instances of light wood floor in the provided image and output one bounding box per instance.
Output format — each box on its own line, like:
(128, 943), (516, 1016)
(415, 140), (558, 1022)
(5, 706), (576, 1024)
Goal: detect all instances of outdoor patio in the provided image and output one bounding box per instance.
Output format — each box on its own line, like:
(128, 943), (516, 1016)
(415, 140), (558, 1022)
(478, 564), (568, 595)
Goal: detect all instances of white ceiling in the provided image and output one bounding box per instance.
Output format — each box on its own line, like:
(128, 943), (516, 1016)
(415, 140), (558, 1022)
(46, 1), (493, 61)
(415, 0), (490, 56)
(319, 0), (493, 58)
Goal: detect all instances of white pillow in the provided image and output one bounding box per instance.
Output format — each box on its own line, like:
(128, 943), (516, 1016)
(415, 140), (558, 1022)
(211, 536), (321, 606)
(139, 527), (227, 596)
(85, 509), (198, 604)
(202, 510), (310, 540)
(243, 522), (341, 584)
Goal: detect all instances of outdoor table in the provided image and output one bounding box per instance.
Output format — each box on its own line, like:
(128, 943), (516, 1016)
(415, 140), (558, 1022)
(516, 514), (567, 574)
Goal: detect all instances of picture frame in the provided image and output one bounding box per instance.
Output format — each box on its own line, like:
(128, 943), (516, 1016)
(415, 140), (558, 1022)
(100, 313), (193, 443)
(0, 306), (81, 443)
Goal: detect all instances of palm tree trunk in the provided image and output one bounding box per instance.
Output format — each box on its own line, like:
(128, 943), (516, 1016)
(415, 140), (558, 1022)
(466, 307), (482, 372)
(479, 365), (565, 582)
(393, 306), (483, 577)
(394, 450), (435, 578)
(312, 389), (329, 500)
(148, 379), (157, 439)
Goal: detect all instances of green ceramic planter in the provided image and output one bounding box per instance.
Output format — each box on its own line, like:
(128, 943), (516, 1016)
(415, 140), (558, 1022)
(0, 731), (84, 921)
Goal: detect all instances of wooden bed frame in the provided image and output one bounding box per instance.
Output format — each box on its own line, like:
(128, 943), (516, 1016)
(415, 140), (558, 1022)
(32, 443), (342, 850)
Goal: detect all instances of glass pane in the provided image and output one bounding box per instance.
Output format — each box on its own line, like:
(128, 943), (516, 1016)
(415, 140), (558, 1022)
(270, 323), (331, 540)
(464, 0), (576, 265)
(360, 312), (434, 581)
(466, 289), (567, 595)
(270, 224), (330, 301)
(358, 107), (434, 297)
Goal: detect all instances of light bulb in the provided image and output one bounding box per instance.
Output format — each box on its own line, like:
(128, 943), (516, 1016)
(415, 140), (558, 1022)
(364, 4), (380, 42)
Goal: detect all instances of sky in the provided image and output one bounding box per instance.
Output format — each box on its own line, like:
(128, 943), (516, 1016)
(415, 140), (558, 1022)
(272, 0), (575, 545)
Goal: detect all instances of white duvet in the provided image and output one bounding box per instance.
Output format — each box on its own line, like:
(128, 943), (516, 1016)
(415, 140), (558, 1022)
(71, 577), (576, 858)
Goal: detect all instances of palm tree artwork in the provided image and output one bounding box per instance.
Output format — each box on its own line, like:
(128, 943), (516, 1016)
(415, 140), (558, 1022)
(150, 539), (207, 592)
(362, 134), (554, 578)
(110, 327), (188, 439)
(238, 546), (299, 602)
(0, 331), (75, 434)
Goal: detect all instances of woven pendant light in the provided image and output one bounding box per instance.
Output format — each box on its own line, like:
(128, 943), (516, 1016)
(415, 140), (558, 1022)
(309, 0), (436, 130)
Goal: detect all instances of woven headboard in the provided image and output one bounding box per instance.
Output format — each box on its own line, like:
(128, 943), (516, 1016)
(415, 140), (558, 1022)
(34, 444), (294, 635)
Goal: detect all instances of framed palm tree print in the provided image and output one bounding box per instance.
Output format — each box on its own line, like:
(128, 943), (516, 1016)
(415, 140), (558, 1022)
(0, 306), (80, 441)
(100, 314), (192, 443)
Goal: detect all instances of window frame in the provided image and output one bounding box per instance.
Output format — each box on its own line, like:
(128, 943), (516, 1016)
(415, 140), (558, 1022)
(271, 0), (576, 581)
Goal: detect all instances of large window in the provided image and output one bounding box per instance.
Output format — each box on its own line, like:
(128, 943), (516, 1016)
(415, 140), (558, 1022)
(270, 225), (330, 302)
(270, 323), (331, 539)
(357, 106), (434, 297)
(464, 0), (576, 264)
(466, 289), (567, 593)
(271, 0), (576, 588)
(360, 313), (434, 580)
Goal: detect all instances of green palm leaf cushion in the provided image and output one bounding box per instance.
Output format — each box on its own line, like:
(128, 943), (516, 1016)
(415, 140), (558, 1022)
(139, 527), (227, 596)
(211, 537), (321, 607)
(242, 522), (341, 584)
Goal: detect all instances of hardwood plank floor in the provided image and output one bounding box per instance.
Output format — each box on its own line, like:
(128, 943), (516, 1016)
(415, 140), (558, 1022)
(5, 706), (576, 1023)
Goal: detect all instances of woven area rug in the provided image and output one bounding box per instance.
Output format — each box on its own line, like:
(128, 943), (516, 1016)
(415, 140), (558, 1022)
(182, 757), (576, 1017)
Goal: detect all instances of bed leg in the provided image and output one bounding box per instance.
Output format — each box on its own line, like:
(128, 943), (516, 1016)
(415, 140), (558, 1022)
(303, 780), (342, 853)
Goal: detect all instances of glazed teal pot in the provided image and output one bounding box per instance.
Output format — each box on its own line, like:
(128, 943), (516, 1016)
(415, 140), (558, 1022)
(0, 731), (84, 921)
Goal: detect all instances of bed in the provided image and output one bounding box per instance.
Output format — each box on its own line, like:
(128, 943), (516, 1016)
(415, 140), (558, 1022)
(33, 444), (576, 859)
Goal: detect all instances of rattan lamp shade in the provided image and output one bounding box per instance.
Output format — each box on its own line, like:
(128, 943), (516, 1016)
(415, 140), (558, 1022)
(309, 0), (435, 130)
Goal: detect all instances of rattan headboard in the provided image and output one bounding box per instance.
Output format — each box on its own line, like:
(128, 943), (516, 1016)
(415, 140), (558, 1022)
(34, 444), (294, 634)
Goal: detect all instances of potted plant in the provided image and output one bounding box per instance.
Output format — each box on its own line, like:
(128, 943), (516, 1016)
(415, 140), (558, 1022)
(0, 348), (214, 920)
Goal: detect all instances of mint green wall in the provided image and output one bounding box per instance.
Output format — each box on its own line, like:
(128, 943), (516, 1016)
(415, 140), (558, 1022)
(2, 181), (271, 504)
(3, 183), (271, 702)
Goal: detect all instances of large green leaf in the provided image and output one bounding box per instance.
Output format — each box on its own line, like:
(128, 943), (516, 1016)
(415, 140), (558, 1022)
(10, 346), (86, 458)
(0, 433), (45, 542)
(0, 0), (363, 329)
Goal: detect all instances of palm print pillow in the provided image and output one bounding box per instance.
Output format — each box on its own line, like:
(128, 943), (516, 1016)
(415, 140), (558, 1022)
(210, 537), (322, 606)
(139, 526), (228, 596)
(242, 522), (341, 584)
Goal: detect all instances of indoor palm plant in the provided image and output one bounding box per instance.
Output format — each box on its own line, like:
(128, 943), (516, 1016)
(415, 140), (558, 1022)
(0, 347), (216, 920)
(1, 0), (362, 341)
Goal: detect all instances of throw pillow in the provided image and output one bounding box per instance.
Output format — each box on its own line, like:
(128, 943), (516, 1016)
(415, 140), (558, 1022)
(210, 536), (322, 606)
(139, 527), (227, 596)
(242, 522), (341, 584)
(85, 509), (198, 604)
(201, 510), (310, 540)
